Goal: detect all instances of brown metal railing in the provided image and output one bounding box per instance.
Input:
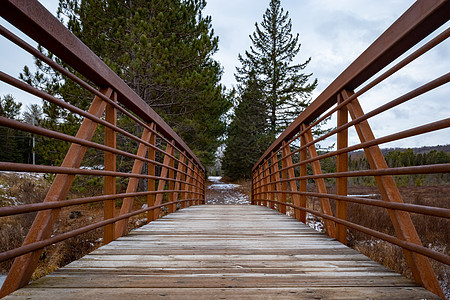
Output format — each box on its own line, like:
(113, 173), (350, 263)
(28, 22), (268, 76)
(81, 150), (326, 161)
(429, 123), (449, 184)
(251, 0), (449, 298)
(0, 0), (205, 297)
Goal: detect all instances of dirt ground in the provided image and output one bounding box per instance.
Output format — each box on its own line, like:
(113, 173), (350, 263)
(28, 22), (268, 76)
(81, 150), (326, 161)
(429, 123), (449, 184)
(205, 176), (251, 205)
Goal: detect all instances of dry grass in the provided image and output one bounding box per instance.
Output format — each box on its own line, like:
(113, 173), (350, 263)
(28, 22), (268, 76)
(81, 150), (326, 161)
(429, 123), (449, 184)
(0, 171), (168, 283)
(0, 173), (49, 273)
(32, 229), (102, 280)
(343, 185), (450, 298)
(0, 173), (134, 280)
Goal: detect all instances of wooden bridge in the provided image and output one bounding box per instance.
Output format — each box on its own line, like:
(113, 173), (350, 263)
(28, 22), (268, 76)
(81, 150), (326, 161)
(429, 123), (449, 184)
(3, 205), (440, 299)
(0, 0), (449, 298)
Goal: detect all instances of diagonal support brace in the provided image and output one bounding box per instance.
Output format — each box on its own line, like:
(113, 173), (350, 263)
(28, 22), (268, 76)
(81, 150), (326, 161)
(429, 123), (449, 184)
(341, 89), (443, 297)
(0, 88), (113, 297)
(301, 124), (337, 238)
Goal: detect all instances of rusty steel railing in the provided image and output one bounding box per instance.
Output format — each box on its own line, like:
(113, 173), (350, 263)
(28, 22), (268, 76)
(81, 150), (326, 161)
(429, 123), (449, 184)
(251, 0), (449, 298)
(0, 0), (205, 297)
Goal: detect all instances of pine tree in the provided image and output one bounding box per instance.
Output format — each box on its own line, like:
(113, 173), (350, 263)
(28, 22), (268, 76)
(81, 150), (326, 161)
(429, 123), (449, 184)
(23, 0), (230, 167)
(222, 70), (270, 180)
(60, 0), (230, 166)
(236, 0), (317, 136)
(0, 95), (31, 163)
(0, 94), (21, 119)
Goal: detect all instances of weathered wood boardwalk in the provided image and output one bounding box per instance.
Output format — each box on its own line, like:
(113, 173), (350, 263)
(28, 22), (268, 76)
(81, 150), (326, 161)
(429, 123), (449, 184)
(6, 205), (438, 299)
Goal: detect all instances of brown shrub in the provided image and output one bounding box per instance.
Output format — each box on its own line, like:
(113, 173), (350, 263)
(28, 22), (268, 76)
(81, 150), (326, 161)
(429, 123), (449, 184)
(281, 183), (449, 297)
(344, 185), (450, 298)
(0, 173), (49, 273)
(32, 229), (102, 280)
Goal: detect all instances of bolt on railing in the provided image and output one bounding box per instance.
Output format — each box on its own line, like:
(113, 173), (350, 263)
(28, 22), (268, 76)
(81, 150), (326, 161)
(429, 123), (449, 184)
(0, 0), (205, 297)
(252, 0), (449, 298)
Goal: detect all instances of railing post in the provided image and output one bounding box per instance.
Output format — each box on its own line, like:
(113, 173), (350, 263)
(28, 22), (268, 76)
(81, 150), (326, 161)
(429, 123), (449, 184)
(167, 141), (176, 214)
(256, 165), (263, 205)
(192, 165), (198, 206)
(0, 88), (112, 298)
(252, 167), (258, 205)
(201, 168), (205, 205)
(104, 91), (117, 244)
(270, 153), (278, 211)
(191, 165), (198, 206)
(259, 165), (264, 205)
(271, 152), (284, 213)
(301, 124), (336, 238)
(342, 89), (443, 297)
(267, 154), (275, 209)
(336, 94), (348, 244)
(114, 127), (153, 238)
(282, 142), (299, 219)
(194, 165), (202, 205)
(258, 163), (265, 205)
(185, 161), (194, 207)
(299, 132), (307, 223)
(173, 152), (187, 211)
(153, 142), (175, 220)
(251, 170), (255, 205)
(263, 159), (270, 207)
(180, 152), (188, 209)
(147, 123), (156, 223)
(279, 142), (289, 215)
(201, 169), (206, 204)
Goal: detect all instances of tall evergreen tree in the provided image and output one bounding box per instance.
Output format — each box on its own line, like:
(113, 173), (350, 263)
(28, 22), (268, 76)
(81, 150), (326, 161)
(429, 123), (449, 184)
(236, 0), (317, 136)
(222, 70), (270, 180)
(22, 0), (230, 166)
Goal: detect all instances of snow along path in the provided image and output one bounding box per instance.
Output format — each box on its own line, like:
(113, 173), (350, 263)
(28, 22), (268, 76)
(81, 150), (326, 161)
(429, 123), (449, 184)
(205, 176), (250, 205)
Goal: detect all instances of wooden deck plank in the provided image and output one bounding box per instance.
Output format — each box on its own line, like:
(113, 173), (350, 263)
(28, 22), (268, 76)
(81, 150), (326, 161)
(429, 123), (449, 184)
(17, 275), (418, 288)
(6, 287), (438, 300)
(5, 205), (438, 299)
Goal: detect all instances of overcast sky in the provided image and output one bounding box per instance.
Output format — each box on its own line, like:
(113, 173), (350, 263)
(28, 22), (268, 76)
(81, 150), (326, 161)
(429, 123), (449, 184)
(0, 0), (449, 148)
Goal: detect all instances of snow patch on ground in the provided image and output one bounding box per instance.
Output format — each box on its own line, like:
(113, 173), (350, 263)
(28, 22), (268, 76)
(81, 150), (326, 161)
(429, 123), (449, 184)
(209, 183), (240, 190)
(0, 172), (46, 206)
(208, 176), (222, 183)
(1, 171), (45, 179)
(80, 165), (104, 170)
(208, 191), (250, 205)
(306, 213), (325, 233)
(0, 184), (19, 205)
(206, 176), (250, 205)
(207, 176), (241, 191)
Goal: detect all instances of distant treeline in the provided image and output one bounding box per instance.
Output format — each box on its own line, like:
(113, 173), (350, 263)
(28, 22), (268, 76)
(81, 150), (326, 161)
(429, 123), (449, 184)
(346, 148), (449, 186)
(351, 144), (450, 156)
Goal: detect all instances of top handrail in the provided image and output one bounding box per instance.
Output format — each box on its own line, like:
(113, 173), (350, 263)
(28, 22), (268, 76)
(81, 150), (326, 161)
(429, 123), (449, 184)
(254, 0), (450, 170)
(0, 0), (204, 170)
